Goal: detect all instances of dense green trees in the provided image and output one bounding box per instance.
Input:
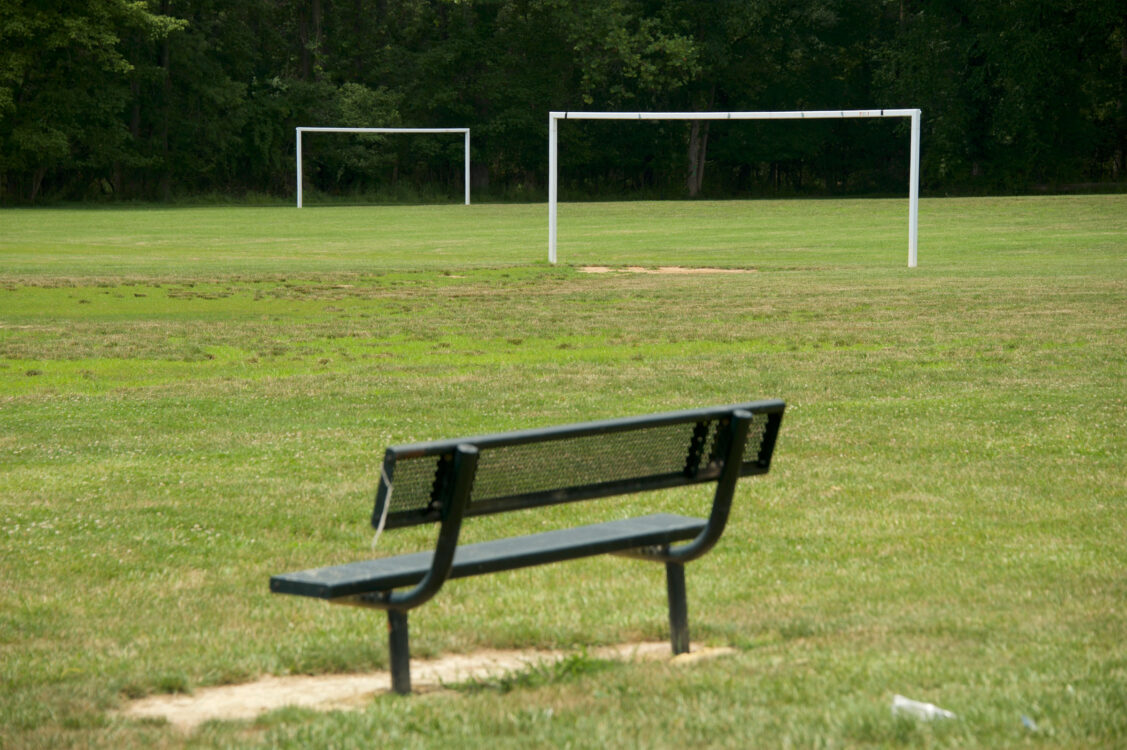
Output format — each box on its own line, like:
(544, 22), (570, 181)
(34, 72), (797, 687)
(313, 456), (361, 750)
(0, 0), (184, 201)
(1, 0), (1123, 203)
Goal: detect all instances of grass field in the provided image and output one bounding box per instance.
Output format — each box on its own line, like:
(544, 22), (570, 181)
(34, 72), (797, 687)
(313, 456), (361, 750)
(1, 195), (1125, 747)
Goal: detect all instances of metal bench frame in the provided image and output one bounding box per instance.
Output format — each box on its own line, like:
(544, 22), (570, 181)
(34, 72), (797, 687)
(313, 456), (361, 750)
(271, 400), (784, 694)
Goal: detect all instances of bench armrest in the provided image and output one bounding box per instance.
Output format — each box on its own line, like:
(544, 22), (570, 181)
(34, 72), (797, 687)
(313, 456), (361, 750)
(640, 408), (755, 563)
(358, 443), (479, 611)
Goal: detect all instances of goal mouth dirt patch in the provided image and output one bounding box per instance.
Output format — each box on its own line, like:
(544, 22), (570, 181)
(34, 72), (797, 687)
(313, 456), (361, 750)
(580, 266), (757, 274)
(119, 641), (736, 732)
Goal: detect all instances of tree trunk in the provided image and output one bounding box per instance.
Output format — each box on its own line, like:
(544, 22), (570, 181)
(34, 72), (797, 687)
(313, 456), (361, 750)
(687, 119), (710, 197)
(29, 167), (47, 203)
(300, 0), (324, 81)
(160, 39), (171, 200)
(1119, 22), (1127, 177)
(312, 0), (322, 80)
(686, 86), (715, 197)
(117, 80), (141, 197)
(159, 0), (172, 200)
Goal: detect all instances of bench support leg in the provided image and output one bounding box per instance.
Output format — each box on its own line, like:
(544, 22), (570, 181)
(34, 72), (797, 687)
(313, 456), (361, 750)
(388, 609), (411, 695)
(666, 561), (690, 655)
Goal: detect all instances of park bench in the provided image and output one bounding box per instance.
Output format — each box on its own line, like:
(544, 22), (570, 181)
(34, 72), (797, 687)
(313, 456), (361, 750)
(270, 399), (785, 694)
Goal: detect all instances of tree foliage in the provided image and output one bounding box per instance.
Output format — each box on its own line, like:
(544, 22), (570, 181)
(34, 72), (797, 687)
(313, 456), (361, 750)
(0, 0), (1123, 202)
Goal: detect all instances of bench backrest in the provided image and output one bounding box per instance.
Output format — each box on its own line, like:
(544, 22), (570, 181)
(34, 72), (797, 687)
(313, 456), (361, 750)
(372, 400), (785, 531)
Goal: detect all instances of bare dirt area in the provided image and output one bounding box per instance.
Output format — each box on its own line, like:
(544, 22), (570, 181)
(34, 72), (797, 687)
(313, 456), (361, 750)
(580, 266), (756, 274)
(119, 642), (736, 732)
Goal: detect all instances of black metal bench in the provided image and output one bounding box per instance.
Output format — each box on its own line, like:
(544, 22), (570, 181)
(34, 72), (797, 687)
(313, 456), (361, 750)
(270, 399), (785, 694)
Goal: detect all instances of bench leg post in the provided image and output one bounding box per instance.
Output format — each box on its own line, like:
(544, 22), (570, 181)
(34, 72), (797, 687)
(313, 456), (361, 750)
(666, 561), (690, 655)
(388, 609), (411, 695)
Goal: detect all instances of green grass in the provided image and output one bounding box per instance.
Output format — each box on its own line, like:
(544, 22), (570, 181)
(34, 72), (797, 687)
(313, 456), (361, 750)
(1, 195), (1125, 747)
(2, 194), (1123, 276)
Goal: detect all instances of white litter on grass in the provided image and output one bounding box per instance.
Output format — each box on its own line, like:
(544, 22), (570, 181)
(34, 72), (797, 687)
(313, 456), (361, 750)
(119, 642), (735, 732)
(891, 694), (957, 721)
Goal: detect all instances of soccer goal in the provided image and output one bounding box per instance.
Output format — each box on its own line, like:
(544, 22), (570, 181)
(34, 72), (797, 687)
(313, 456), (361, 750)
(547, 110), (921, 267)
(296, 127), (471, 207)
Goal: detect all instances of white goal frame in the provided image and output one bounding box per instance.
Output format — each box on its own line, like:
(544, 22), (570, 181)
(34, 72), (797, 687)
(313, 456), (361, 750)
(548, 110), (921, 267)
(296, 127), (471, 207)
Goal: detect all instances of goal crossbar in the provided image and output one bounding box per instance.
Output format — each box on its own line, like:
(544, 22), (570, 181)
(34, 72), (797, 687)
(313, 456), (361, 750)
(547, 109), (921, 266)
(296, 127), (471, 207)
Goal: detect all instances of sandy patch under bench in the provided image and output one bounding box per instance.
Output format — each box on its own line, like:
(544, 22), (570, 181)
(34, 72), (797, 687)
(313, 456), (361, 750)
(120, 641), (736, 732)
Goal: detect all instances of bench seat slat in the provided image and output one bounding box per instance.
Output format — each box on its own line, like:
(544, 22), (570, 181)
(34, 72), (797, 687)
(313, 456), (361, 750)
(270, 513), (706, 600)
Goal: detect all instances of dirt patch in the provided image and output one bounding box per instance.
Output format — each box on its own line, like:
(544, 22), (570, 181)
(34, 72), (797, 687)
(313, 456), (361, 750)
(119, 642), (735, 732)
(580, 266), (756, 274)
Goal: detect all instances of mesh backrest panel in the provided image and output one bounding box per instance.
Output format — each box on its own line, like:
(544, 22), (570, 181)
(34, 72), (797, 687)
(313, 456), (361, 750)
(743, 412), (768, 465)
(471, 421), (706, 502)
(381, 411), (772, 522)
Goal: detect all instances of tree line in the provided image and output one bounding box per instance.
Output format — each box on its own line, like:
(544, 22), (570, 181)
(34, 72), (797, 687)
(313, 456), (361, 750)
(1, 0), (1124, 204)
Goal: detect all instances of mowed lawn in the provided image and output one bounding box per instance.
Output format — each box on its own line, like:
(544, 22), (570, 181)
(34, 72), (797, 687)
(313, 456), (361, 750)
(1, 195), (1125, 748)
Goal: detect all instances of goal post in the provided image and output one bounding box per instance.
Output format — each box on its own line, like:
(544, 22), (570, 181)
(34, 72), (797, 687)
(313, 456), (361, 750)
(547, 109), (922, 267)
(296, 127), (471, 207)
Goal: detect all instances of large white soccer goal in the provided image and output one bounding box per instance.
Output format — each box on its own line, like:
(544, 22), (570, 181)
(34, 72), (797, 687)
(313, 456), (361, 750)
(547, 110), (921, 267)
(296, 127), (471, 207)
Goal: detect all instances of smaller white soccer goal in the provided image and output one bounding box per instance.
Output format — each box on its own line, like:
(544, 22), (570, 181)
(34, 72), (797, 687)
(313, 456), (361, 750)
(295, 127), (471, 207)
(548, 110), (921, 267)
